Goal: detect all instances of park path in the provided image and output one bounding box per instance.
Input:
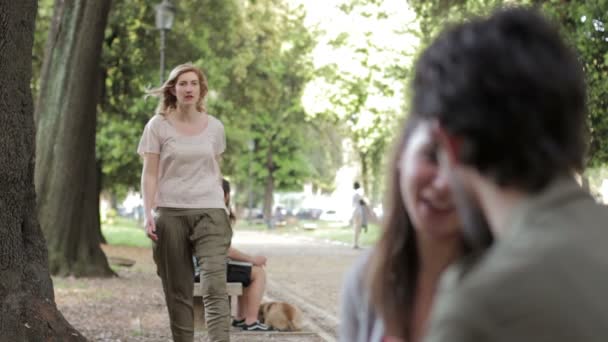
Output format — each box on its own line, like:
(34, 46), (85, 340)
(231, 230), (363, 341)
(55, 229), (365, 341)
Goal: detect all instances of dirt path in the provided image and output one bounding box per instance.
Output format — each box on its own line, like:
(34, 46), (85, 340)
(54, 230), (364, 341)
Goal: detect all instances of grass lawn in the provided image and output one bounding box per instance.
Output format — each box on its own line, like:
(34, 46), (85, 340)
(102, 216), (382, 248)
(234, 219), (382, 247)
(102, 217), (151, 248)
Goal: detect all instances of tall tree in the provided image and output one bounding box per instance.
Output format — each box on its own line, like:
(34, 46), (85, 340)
(35, 0), (114, 277)
(0, 0), (85, 339)
(232, 0), (315, 221)
(309, 0), (413, 203)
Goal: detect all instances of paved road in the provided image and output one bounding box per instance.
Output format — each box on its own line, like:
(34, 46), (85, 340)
(55, 229), (366, 341)
(230, 230), (366, 341)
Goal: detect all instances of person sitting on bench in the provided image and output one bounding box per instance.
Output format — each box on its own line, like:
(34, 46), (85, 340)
(194, 179), (271, 331)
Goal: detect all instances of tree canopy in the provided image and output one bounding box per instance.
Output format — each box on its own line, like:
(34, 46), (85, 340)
(31, 0), (608, 208)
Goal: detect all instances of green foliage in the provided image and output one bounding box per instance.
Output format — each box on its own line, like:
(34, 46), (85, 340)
(96, 0), (162, 197)
(102, 217), (151, 248)
(407, 0), (504, 44)
(536, 0), (608, 167)
(32, 0), (54, 99)
(224, 1), (316, 199)
(407, 0), (608, 167)
(33, 0), (317, 205)
(96, 0), (251, 196)
(302, 122), (343, 193)
(310, 0), (413, 202)
(234, 219), (382, 247)
(32, 0), (606, 208)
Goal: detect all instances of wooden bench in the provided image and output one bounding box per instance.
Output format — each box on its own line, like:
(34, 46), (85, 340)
(193, 282), (243, 330)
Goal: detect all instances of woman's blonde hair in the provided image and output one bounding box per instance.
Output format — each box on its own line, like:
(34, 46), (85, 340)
(146, 63), (208, 115)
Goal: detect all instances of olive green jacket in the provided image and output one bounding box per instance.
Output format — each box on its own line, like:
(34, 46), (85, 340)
(426, 178), (608, 342)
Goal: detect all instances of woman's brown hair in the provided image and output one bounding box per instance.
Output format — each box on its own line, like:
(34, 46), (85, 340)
(146, 63), (208, 115)
(367, 115), (492, 338)
(366, 115), (422, 338)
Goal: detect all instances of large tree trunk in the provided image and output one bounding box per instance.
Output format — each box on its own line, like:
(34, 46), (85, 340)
(359, 151), (370, 197)
(263, 144), (275, 228)
(0, 1), (85, 339)
(35, 0), (114, 277)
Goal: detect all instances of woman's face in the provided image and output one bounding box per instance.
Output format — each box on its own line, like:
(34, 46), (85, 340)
(399, 122), (460, 240)
(173, 71), (201, 106)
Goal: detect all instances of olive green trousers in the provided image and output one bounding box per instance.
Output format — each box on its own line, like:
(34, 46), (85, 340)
(153, 208), (232, 342)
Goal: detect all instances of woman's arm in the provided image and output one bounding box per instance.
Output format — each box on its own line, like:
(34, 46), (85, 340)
(142, 153), (159, 240)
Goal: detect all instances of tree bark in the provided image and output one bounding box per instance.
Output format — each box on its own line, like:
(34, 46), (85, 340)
(359, 151), (370, 198)
(0, 0), (85, 339)
(263, 144), (275, 227)
(35, 0), (114, 277)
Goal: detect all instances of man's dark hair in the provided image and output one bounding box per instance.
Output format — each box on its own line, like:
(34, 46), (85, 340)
(354, 181), (361, 190)
(412, 7), (587, 192)
(221, 178), (236, 224)
(222, 178), (231, 195)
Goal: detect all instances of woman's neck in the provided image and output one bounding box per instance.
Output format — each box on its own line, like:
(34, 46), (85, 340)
(410, 235), (462, 342)
(173, 104), (201, 121)
(417, 234), (461, 279)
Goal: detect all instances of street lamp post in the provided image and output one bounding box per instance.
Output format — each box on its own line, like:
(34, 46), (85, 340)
(247, 140), (255, 222)
(155, 0), (176, 85)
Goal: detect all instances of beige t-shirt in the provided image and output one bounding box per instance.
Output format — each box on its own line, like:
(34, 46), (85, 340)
(137, 114), (226, 209)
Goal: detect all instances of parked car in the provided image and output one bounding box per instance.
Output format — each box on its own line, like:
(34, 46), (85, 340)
(319, 209), (350, 223)
(295, 208), (322, 220)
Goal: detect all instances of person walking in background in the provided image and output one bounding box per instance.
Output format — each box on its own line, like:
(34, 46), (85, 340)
(410, 8), (608, 342)
(339, 117), (492, 342)
(139, 63), (232, 342)
(351, 181), (367, 249)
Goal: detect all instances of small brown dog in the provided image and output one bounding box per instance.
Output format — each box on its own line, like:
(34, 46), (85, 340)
(258, 301), (303, 331)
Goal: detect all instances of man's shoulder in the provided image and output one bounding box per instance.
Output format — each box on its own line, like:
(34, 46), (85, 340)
(436, 247), (546, 314)
(429, 252), (552, 341)
(437, 235), (608, 320)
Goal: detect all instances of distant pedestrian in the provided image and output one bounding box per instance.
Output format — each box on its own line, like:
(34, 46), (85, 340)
(351, 181), (367, 249)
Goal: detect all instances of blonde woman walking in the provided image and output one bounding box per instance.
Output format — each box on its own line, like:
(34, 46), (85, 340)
(138, 63), (232, 342)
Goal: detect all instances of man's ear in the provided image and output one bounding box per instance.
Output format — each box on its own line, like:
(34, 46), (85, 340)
(432, 119), (462, 166)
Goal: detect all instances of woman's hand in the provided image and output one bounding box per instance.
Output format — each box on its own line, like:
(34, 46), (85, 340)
(141, 153), (159, 241)
(145, 215), (158, 241)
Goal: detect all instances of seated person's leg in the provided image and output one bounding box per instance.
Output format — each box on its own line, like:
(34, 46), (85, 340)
(228, 261), (271, 331)
(227, 261), (252, 327)
(243, 265), (266, 325)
